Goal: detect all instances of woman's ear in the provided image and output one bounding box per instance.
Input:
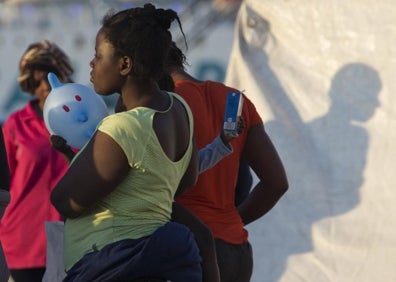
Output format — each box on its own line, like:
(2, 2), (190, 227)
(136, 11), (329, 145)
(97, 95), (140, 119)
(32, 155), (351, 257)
(119, 56), (132, 75)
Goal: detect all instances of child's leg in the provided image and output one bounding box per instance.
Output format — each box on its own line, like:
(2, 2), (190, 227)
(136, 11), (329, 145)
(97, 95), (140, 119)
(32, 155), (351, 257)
(171, 202), (220, 282)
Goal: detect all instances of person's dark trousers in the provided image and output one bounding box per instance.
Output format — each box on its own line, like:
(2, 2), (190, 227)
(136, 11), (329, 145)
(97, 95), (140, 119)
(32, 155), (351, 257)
(9, 268), (45, 282)
(215, 239), (253, 282)
(65, 222), (202, 282)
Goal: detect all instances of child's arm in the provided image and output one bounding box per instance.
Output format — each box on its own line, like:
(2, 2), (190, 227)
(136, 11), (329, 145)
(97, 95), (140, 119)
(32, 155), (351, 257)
(198, 116), (246, 173)
(198, 135), (232, 173)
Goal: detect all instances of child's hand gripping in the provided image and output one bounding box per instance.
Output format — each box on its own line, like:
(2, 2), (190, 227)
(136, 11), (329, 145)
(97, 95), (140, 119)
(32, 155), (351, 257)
(220, 116), (246, 145)
(50, 135), (76, 163)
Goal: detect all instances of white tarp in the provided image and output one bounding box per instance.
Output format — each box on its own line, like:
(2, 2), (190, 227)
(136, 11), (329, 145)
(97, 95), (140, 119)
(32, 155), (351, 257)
(225, 1), (396, 282)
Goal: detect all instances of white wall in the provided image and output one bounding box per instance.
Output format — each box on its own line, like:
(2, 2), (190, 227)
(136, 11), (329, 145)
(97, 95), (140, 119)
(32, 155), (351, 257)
(0, 0), (236, 122)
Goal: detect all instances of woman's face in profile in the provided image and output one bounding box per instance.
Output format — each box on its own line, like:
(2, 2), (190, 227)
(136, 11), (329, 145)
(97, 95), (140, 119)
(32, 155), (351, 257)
(90, 29), (123, 96)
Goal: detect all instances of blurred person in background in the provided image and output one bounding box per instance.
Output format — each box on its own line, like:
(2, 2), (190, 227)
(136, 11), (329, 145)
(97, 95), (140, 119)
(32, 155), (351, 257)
(0, 40), (74, 282)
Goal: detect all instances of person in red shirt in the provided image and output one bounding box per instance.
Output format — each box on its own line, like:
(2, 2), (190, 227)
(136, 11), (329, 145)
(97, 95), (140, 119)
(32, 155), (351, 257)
(0, 40), (74, 282)
(168, 42), (289, 282)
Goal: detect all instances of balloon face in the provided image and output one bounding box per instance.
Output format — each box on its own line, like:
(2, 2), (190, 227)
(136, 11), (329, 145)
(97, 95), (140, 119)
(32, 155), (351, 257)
(43, 73), (109, 149)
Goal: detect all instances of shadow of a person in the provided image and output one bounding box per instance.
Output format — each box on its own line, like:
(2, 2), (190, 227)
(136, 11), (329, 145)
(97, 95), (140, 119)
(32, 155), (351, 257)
(273, 63), (381, 281)
(308, 63), (381, 214)
(226, 6), (382, 280)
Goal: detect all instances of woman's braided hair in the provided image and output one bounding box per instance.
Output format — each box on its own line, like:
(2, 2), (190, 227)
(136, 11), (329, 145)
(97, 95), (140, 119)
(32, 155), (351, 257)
(101, 3), (186, 81)
(18, 40), (74, 95)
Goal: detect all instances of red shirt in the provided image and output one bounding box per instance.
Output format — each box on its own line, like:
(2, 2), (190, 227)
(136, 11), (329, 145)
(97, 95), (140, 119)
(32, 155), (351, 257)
(175, 80), (263, 244)
(0, 100), (69, 268)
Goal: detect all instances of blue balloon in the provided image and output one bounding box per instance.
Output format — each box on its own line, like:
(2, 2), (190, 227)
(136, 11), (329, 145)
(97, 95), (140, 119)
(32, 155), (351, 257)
(43, 73), (109, 149)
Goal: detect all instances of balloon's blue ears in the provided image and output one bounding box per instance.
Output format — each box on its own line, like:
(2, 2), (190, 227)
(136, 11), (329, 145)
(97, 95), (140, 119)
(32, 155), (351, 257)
(47, 72), (62, 89)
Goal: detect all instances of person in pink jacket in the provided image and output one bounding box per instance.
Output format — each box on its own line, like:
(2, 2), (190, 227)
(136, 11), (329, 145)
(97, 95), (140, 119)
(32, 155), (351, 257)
(0, 40), (74, 282)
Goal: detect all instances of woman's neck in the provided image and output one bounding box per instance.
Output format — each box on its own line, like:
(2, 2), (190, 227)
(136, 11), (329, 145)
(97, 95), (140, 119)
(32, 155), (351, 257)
(121, 81), (169, 111)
